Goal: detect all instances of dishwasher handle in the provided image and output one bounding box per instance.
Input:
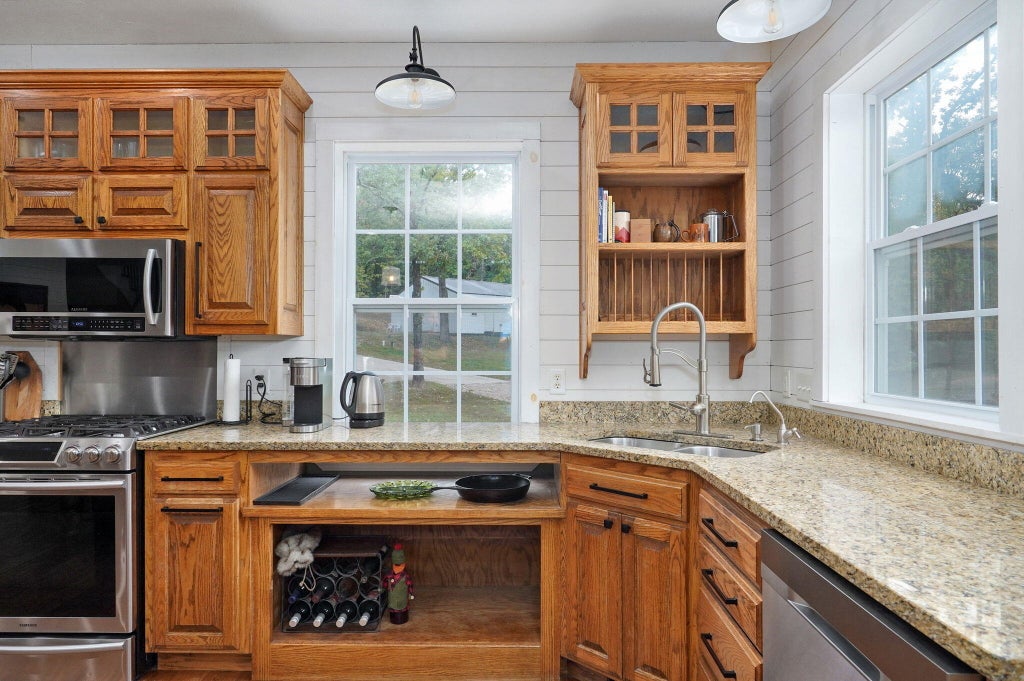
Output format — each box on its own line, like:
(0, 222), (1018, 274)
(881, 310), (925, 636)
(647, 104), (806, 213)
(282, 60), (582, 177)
(787, 599), (881, 681)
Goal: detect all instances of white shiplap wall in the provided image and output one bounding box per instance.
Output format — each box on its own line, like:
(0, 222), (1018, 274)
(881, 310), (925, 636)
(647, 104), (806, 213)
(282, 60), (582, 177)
(1, 40), (773, 412)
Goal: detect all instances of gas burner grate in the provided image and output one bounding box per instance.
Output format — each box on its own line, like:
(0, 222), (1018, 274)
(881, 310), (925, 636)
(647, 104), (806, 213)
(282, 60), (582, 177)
(0, 414), (208, 439)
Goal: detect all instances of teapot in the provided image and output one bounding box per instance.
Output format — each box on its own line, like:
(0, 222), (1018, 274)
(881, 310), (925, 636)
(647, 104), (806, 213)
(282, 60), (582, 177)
(652, 220), (681, 243)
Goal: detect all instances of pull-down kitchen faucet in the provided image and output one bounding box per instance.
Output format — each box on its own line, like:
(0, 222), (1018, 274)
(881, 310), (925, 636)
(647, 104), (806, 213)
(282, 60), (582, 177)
(643, 301), (723, 437)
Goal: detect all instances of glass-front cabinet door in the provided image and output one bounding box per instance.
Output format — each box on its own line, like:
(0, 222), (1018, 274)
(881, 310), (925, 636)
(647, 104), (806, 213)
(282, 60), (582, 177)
(95, 96), (188, 170)
(673, 91), (749, 167)
(597, 93), (673, 167)
(1, 96), (93, 171)
(191, 93), (269, 170)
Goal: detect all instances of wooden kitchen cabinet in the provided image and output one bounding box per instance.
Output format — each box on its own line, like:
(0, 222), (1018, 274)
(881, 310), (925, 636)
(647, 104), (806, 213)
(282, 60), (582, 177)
(570, 63), (769, 379)
(0, 70), (311, 336)
(694, 486), (765, 681)
(145, 452), (250, 655)
(564, 456), (689, 681)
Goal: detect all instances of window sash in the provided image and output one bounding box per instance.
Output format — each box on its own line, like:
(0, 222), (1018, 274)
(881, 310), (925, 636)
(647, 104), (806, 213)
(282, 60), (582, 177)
(345, 156), (520, 423)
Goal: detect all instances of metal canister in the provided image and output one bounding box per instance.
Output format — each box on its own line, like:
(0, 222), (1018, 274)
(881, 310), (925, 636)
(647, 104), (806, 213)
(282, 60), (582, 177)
(699, 209), (739, 242)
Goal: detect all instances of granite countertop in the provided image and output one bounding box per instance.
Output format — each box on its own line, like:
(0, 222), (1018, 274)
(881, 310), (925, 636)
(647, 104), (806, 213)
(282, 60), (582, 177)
(143, 421), (1024, 681)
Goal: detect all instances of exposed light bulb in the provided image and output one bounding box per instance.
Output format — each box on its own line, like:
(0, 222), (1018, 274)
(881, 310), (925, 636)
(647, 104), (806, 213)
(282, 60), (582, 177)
(407, 79), (423, 109)
(763, 0), (784, 35)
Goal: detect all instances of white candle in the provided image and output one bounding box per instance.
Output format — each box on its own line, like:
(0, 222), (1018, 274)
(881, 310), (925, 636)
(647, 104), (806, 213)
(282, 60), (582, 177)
(223, 355), (241, 422)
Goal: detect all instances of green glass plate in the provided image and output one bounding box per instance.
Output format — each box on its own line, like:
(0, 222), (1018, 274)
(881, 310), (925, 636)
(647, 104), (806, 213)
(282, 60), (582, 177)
(369, 479), (437, 500)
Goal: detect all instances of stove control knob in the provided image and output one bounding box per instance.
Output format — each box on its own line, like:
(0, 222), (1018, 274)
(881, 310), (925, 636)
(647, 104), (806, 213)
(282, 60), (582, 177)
(85, 446), (101, 464)
(65, 446), (82, 463)
(103, 446), (123, 464)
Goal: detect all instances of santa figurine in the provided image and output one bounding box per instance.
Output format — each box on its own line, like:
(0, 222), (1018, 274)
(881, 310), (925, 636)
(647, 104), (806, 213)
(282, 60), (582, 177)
(384, 543), (414, 624)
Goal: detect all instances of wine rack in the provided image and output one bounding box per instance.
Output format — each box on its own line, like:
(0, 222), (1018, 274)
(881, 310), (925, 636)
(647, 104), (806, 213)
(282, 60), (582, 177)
(280, 535), (388, 633)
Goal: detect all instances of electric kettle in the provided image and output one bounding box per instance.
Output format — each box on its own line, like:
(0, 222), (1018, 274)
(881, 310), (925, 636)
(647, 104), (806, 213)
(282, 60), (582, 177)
(699, 209), (740, 242)
(340, 371), (385, 428)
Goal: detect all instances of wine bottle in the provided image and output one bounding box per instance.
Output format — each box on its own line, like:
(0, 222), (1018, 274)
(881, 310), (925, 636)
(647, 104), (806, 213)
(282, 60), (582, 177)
(287, 599), (312, 628)
(335, 575), (359, 600)
(357, 597), (381, 627)
(309, 575), (336, 603)
(334, 599), (358, 628)
(359, 556), (381, 583)
(285, 575), (312, 604)
(311, 599), (334, 628)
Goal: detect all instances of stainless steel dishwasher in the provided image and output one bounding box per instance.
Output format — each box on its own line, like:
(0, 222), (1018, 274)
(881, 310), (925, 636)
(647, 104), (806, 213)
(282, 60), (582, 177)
(761, 530), (982, 681)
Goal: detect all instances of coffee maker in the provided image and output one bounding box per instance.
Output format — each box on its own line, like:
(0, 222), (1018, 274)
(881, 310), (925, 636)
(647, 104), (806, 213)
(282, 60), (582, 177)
(282, 357), (332, 433)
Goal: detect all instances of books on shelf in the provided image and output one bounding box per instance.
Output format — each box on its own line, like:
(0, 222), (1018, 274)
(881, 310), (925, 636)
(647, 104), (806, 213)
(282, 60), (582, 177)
(597, 187), (614, 244)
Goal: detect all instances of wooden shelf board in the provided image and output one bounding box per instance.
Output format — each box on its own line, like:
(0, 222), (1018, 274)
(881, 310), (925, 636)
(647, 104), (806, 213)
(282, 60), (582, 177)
(243, 475), (562, 521)
(597, 167), (748, 187)
(593, 322), (755, 334)
(596, 242), (747, 254)
(271, 586), (540, 648)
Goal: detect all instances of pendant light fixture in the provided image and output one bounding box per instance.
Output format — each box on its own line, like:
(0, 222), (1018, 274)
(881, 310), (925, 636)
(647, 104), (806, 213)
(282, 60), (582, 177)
(375, 26), (456, 110)
(717, 0), (831, 43)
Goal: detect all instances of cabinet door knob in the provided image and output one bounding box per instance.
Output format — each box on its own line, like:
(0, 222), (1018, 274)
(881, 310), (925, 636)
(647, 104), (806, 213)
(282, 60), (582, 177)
(621, 523), (632, 534)
(603, 518), (614, 530)
(73, 215), (84, 224)
(97, 216), (107, 225)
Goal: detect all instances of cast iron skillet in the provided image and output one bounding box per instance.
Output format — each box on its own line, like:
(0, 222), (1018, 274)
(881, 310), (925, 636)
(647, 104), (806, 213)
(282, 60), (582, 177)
(445, 473), (531, 503)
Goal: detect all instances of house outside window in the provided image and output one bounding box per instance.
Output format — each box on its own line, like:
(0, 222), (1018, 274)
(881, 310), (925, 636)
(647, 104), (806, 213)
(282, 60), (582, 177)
(346, 158), (519, 423)
(870, 23), (998, 413)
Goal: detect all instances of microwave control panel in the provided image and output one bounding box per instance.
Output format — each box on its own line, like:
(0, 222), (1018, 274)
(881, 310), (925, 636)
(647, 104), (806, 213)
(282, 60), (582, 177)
(12, 316), (147, 333)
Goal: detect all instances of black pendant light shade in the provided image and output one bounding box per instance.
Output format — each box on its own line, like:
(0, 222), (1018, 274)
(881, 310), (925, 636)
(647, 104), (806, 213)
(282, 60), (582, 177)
(375, 26), (456, 110)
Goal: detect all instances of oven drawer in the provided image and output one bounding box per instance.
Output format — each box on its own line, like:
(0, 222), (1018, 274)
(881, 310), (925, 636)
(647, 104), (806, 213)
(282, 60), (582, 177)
(699, 489), (761, 584)
(566, 463), (688, 520)
(0, 636), (133, 681)
(150, 457), (240, 494)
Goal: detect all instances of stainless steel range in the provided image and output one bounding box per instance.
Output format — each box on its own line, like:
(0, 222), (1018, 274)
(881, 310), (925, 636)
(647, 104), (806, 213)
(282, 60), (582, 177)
(0, 339), (217, 681)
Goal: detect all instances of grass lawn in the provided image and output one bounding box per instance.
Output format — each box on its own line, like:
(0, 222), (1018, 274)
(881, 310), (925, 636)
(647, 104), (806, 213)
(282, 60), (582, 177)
(384, 378), (510, 422)
(357, 314), (510, 371)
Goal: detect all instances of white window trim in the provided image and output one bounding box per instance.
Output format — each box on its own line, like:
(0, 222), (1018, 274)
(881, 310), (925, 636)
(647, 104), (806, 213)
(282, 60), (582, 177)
(313, 121), (541, 422)
(821, 0), (1024, 447)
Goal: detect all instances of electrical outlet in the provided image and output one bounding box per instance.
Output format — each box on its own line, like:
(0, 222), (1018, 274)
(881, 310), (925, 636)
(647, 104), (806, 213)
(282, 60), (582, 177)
(549, 368), (566, 395)
(792, 370), (813, 403)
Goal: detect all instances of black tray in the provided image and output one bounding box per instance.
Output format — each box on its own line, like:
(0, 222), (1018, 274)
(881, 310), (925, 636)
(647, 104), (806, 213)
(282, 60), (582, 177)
(254, 474), (339, 505)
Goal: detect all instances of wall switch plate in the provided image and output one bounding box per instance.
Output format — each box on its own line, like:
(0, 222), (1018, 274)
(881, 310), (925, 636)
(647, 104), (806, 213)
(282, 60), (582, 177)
(549, 368), (566, 395)
(792, 370), (813, 403)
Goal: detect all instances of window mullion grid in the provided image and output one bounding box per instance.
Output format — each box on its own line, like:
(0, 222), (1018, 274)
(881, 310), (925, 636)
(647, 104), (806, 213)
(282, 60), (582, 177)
(916, 237), (925, 400)
(403, 163), (412, 424)
(974, 222), (983, 406)
(455, 303), (463, 424)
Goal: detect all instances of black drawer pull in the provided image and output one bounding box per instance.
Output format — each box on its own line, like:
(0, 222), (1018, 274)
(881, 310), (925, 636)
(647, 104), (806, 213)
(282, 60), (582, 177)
(702, 568), (739, 606)
(702, 517), (739, 548)
(160, 475), (225, 482)
(700, 633), (737, 679)
(589, 482), (649, 499)
(603, 518), (614, 529)
(160, 506), (223, 514)
(621, 522), (632, 534)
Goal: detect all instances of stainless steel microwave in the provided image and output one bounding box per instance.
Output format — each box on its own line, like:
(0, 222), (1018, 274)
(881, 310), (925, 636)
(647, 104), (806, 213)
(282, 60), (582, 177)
(0, 238), (184, 338)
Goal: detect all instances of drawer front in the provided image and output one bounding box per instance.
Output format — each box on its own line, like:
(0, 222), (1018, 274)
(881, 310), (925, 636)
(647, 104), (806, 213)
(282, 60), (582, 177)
(150, 459), (241, 495)
(698, 489), (761, 584)
(697, 587), (762, 681)
(566, 464), (687, 520)
(698, 535), (763, 650)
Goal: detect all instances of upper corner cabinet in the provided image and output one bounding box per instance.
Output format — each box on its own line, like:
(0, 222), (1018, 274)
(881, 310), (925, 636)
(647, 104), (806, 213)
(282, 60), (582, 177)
(570, 62), (769, 379)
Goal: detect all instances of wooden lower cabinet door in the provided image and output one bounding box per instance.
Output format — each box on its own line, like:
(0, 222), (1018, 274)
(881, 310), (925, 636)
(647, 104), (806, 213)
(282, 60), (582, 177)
(93, 173), (187, 231)
(621, 515), (686, 681)
(145, 497), (248, 652)
(188, 172), (270, 333)
(566, 502), (623, 678)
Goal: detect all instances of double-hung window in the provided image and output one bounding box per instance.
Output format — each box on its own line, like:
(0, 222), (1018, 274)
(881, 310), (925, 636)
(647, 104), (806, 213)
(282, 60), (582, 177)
(870, 23), (998, 413)
(345, 157), (519, 423)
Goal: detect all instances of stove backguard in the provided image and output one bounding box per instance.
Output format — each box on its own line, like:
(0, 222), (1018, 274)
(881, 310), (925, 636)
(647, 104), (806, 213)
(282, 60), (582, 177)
(62, 339), (217, 419)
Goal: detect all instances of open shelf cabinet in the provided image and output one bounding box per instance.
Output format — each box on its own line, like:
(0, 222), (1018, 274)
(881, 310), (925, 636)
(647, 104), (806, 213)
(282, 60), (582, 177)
(571, 63), (769, 379)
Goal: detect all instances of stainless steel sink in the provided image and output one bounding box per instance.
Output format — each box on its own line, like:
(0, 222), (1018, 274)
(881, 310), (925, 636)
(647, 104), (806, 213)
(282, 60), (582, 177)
(589, 436), (687, 451)
(674, 445), (762, 458)
(590, 436), (763, 458)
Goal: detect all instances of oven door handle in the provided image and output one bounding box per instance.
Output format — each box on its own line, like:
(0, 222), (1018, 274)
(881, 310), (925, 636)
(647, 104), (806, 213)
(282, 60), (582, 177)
(143, 247), (159, 326)
(0, 479), (126, 493)
(0, 640), (127, 654)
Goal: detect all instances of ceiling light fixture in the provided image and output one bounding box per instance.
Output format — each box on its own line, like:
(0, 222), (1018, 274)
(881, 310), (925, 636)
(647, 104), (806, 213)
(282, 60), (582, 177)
(374, 26), (456, 110)
(717, 0), (831, 43)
